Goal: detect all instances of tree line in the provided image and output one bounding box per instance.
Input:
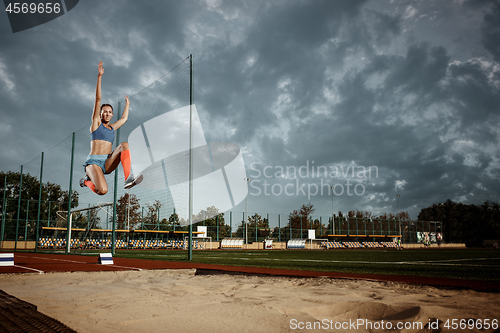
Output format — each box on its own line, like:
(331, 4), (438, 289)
(418, 199), (500, 246)
(0, 171), (79, 240)
(3, 172), (499, 245)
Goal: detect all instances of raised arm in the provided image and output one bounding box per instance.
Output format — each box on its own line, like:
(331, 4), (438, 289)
(91, 61), (104, 131)
(111, 95), (130, 130)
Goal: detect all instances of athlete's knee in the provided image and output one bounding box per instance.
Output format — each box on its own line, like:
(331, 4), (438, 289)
(121, 142), (129, 150)
(96, 184), (108, 195)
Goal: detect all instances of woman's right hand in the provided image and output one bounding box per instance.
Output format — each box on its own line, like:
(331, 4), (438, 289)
(98, 61), (104, 76)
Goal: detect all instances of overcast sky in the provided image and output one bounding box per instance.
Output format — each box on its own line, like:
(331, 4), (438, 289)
(1, 0), (499, 220)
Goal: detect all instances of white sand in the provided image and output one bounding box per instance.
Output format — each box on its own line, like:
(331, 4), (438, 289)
(0, 270), (498, 332)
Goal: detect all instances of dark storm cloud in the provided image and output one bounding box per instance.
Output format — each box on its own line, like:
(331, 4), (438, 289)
(383, 43), (450, 97)
(244, 0), (367, 112)
(194, 0), (499, 216)
(196, 0), (368, 144)
(481, 1), (500, 63)
(447, 59), (500, 126)
(275, 28), (500, 215)
(369, 10), (401, 45)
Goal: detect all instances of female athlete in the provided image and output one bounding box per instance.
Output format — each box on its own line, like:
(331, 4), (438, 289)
(80, 61), (142, 195)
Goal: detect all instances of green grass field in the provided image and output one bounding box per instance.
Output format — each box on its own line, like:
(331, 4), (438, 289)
(111, 248), (500, 282)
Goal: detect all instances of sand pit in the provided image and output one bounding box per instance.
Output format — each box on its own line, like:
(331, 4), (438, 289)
(0, 270), (498, 332)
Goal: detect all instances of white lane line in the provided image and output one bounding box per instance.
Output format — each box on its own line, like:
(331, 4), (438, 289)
(16, 255), (90, 264)
(17, 254), (143, 271)
(13, 265), (44, 274)
(189, 256), (500, 267)
(109, 264), (143, 271)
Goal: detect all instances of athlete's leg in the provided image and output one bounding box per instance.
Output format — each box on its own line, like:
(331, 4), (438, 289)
(105, 142), (129, 175)
(105, 142), (143, 189)
(85, 164), (108, 195)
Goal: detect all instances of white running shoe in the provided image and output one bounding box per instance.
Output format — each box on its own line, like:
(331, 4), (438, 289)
(124, 174), (143, 189)
(80, 175), (90, 187)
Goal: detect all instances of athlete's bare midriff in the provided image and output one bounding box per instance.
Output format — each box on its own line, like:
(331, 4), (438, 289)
(90, 140), (113, 155)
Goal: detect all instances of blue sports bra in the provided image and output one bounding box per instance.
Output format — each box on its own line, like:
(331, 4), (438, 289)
(91, 123), (115, 144)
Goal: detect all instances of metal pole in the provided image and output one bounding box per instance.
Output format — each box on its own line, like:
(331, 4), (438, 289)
(15, 166), (23, 251)
(188, 54), (194, 260)
(47, 201), (51, 227)
(409, 220), (412, 244)
(371, 218), (374, 241)
(347, 216), (350, 236)
(267, 213), (269, 241)
(157, 207), (159, 233)
(244, 178), (250, 245)
(331, 186), (334, 235)
(245, 199), (247, 244)
(254, 213), (257, 242)
(127, 191), (130, 231)
(65, 133), (75, 254)
(25, 200), (29, 241)
(1, 175), (7, 245)
(300, 215), (302, 239)
(356, 217), (358, 236)
(320, 216), (322, 236)
(397, 194), (402, 242)
(112, 102), (121, 255)
(278, 214), (281, 243)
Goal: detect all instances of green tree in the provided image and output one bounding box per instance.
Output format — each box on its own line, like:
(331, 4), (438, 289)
(166, 211), (181, 230)
(142, 200), (162, 230)
(288, 203), (315, 238)
(193, 206), (228, 239)
(271, 203), (322, 240)
(116, 193), (141, 230)
(235, 213), (269, 241)
(418, 199), (500, 246)
(1, 171), (79, 240)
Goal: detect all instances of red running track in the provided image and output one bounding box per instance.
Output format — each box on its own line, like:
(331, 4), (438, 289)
(1, 252), (499, 292)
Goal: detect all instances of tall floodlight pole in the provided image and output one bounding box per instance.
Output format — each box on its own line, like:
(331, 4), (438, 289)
(15, 166), (23, 252)
(112, 103), (121, 256)
(188, 54), (194, 260)
(244, 178), (250, 246)
(66, 133), (75, 255)
(331, 186), (335, 235)
(127, 189), (130, 243)
(397, 194), (401, 242)
(35, 152), (44, 253)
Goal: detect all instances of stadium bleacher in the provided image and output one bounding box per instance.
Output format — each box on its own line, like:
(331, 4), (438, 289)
(38, 238), (203, 250)
(321, 241), (345, 249)
(321, 241), (401, 249)
(362, 241), (383, 248)
(380, 242), (398, 248)
(38, 237), (401, 251)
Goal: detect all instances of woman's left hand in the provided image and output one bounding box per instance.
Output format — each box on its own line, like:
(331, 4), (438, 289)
(125, 95), (130, 105)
